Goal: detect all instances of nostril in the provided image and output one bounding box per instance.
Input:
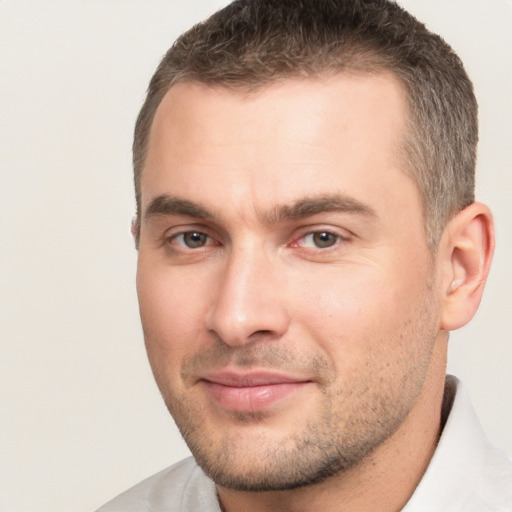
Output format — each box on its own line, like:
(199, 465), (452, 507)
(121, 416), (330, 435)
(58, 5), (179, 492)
(245, 329), (281, 345)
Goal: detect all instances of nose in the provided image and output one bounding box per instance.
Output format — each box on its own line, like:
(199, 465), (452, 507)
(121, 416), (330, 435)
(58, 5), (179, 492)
(205, 245), (290, 346)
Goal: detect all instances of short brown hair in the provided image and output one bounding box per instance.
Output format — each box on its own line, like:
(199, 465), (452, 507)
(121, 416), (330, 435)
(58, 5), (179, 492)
(133, 0), (477, 248)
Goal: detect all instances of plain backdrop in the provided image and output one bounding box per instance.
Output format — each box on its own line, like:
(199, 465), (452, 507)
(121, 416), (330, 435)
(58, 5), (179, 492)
(1, 1), (511, 511)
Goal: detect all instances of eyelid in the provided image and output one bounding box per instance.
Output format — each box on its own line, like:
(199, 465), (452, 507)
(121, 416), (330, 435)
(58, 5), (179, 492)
(172, 232), (210, 248)
(158, 222), (352, 252)
(161, 224), (221, 249)
(300, 232), (340, 248)
(290, 225), (352, 247)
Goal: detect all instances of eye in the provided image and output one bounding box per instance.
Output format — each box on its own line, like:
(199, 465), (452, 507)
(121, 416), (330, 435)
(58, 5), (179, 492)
(300, 231), (342, 249)
(173, 231), (210, 249)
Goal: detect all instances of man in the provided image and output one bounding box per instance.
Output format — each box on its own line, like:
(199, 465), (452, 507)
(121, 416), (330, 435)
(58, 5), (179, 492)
(97, 0), (512, 510)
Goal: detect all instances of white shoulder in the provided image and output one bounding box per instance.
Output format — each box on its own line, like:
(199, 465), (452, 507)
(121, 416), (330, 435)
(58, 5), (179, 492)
(95, 457), (219, 512)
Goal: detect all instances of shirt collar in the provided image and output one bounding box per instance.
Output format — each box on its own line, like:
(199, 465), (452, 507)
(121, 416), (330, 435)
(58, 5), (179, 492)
(402, 375), (504, 511)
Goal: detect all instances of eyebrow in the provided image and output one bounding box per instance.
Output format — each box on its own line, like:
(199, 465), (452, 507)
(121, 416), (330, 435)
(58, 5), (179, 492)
(266, 194), (377, 223)
(144, 195), (214, 220)
(143, 193), (377, 224)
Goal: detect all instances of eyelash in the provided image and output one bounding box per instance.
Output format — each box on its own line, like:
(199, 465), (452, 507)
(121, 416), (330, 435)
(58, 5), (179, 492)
(165, 230), (218, 250)
(164, 227), (349, 252)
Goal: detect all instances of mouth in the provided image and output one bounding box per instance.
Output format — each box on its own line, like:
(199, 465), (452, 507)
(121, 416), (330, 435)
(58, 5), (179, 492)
(199, 370), (313, 413)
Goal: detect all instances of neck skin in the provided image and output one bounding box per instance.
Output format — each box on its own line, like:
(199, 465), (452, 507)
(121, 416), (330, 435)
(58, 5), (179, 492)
(216, 333), (448, 512)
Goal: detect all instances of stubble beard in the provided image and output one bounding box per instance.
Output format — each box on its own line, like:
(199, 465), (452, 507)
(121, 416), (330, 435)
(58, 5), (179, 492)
(170, 390), (409, 492)
(156, 339), (436, 492)
(148, 279), (439, 492)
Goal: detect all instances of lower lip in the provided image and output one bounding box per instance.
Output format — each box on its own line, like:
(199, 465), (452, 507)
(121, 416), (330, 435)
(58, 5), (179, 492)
(203, 381), (309, 412)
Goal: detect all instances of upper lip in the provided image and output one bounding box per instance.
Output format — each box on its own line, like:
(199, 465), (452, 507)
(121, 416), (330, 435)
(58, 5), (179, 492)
(201, 370), (311, 387)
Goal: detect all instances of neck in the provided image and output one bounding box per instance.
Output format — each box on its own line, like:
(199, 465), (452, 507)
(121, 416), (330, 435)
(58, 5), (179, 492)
(217, 336), (448, 512)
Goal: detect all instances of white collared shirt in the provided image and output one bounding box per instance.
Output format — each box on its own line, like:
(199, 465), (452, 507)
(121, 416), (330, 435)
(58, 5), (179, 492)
(403, 376), (512, 511)
(96, 376), (512, 511)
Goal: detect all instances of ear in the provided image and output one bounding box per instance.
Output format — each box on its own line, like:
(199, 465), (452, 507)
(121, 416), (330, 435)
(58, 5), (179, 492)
(439, 202), (494, 331)
(131, 215), (140, 250)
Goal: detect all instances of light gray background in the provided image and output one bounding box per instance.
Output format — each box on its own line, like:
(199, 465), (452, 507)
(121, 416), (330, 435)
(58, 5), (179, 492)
(1, 1), (510, 511)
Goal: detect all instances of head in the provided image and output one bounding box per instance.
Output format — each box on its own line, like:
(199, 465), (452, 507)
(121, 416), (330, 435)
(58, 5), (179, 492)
(132, 0), (494, 500)
(133, 0), (478, 250)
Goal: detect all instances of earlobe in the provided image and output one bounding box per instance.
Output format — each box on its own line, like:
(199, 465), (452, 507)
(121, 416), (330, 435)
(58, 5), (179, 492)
(439, 202), (494, 332)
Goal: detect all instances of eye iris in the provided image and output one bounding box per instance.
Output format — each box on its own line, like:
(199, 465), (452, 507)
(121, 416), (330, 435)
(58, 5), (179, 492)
(184, 232), (207, 248)
(313, 232), (336, 248)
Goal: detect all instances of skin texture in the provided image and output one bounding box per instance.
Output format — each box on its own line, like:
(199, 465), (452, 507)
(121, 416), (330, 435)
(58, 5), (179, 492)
(135, 74), (494, 512)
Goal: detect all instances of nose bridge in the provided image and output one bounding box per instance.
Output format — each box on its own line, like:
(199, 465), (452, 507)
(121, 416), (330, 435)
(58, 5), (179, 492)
(206, 241), (289, 346)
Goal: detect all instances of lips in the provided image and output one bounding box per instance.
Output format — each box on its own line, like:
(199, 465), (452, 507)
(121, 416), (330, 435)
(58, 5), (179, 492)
(200, 370), (312, 413)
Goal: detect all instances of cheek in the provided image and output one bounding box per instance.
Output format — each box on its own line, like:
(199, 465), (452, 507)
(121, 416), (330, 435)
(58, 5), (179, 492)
(136, 263), (208, 371)
(292, 262), (432, 368)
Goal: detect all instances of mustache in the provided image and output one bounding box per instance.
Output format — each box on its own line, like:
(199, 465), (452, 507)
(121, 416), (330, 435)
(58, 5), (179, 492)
(180, 340), (332, 383)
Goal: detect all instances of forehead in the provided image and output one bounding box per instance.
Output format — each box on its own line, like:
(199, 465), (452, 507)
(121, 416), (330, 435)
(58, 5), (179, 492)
(148, 72), (408, 155)
(141, 73), (417, 222)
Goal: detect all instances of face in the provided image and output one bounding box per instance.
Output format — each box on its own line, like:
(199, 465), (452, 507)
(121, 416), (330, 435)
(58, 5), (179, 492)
(136, 74), (442, 491)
